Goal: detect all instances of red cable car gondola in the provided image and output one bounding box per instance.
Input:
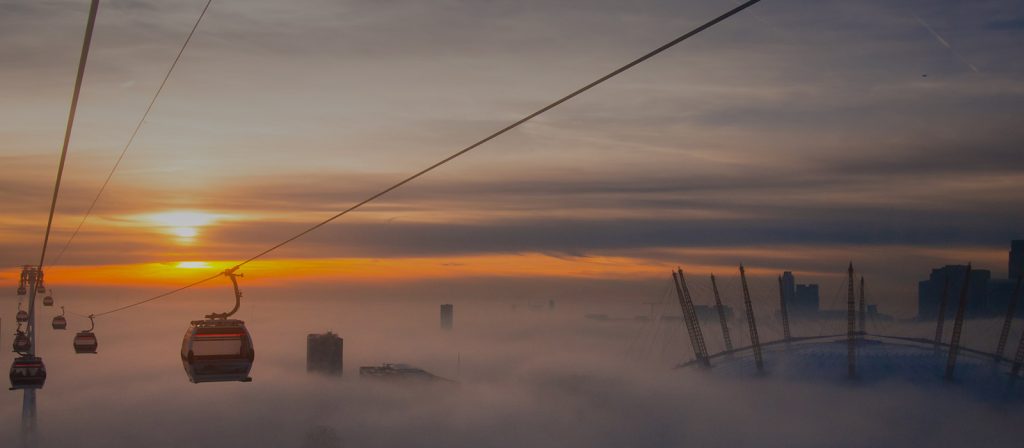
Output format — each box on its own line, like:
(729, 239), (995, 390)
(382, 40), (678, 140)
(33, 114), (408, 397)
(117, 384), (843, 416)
(9, 356), (46, 390)
(181, 269), (254, 383)
(43, 291), (54, 307)
(73, 315), (98, 354)
(16, 309), (28, 324)
(52, 307), (68, 330)
(13, 331), (31, 353)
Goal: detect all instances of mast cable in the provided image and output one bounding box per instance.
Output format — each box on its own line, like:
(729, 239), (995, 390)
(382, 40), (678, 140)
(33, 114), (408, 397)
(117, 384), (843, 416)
(52, 0), (215, 265)
(80, 0), (765, 318)
(38, 0), (101, 272)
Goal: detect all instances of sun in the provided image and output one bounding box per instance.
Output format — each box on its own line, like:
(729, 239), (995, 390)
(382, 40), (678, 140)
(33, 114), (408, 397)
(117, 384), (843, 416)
(176, 261), (212, 269)
(143, 210), (222, 244)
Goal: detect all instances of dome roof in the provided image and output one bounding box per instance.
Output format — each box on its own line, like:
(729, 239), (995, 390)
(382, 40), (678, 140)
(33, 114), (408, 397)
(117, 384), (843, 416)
(682, 335), (1024, 402)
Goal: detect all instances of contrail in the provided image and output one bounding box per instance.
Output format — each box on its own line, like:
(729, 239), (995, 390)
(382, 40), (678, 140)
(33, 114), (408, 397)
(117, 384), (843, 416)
(913, 14), (979, 73)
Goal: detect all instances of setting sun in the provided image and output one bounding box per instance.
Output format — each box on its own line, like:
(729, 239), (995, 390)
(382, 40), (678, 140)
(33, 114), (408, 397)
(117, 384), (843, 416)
(140, 210), (224, 244)
(175, 261), (212, 269)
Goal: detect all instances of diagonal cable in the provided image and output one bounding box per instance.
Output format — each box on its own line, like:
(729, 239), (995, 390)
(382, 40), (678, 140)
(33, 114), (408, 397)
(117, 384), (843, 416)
(51, 0), (214, 266)
(85, 0), (765, 318)
(39, 0), (101, 271)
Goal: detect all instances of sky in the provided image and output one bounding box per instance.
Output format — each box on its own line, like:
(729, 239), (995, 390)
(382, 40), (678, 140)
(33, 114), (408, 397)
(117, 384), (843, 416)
(1, 0), (1023, 317)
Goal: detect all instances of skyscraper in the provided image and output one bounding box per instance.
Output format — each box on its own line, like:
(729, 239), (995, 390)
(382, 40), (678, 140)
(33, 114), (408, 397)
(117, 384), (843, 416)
(917, 265), (992, 319)
(781, 271), (796, 307)
(307, 332), (343, 376)
(1010, 240), (1024, 280)
(781, 271), (820, 318)
(794, 284), (820, 317)
(440, 304), (454, 330)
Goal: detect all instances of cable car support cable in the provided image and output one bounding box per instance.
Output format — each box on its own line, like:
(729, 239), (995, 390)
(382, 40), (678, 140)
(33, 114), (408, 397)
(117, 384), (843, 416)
(52, 0), (216, 266)
(75, 0), (766, 319)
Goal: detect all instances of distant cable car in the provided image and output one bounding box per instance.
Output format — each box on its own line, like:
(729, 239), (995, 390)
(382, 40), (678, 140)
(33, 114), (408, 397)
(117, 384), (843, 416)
(181, 269), (254, 383)
(16, 309), (28, 324)
(9, 356), (46, 390)
(13, 331), (31, 353)
(52, 307), (68, 330)
(17, 285), (26, 296)
(35, 272), (45, 293)
(43, 291), (54, 307)
(73, 315), (98, 354)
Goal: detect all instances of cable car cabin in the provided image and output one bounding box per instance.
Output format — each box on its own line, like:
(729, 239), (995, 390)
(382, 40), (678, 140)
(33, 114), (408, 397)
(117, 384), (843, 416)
(36, 285), (46, 294)
(9, 356), (46, 390)
(16, 310), (28, 323)
(17, 286), (26, 296)
(43, 295), (54, 306)
(13, 333), (31, 353)
(52, 315), (67, 330)
(181, 319), (254, 383)
(73, 331), (98, 354)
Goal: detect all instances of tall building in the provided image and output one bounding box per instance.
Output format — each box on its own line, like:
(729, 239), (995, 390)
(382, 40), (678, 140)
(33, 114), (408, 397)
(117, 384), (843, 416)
(781, 271), (796, 306)
(440, 304), (454, 330)
(780, 271), (820, 318)
(918, 242), (1024, 320)
(793, 284), (820, 317)
(917, 265), (992, 319)
(1010, 240), (1024, 280)
(307, 332), (343, 376)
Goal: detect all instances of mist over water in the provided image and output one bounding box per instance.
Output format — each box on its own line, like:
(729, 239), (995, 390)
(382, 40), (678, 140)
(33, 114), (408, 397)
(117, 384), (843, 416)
(2, 285), (1022, 448)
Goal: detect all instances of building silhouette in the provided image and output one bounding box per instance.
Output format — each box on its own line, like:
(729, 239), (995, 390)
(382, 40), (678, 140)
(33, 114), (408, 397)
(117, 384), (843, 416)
(440, 304), (454, 330)
(307, 332), (343, 376)
(918, 265), (991, 319)
(780, 271), (820, 318)
(1010, 240), (1024, 280)
(917, 241), (1024, 320)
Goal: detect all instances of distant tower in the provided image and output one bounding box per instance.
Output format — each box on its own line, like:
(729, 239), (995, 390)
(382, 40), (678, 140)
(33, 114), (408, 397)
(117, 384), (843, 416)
(440, 304), (454, 330)
(781, 271), (796, 307)
(307, 332), (344, 376)
(1010, 240), (1024, 280)
(777, 275), (791, 341)
(846, 263), (856, 379)
(858, 276), (866, 335)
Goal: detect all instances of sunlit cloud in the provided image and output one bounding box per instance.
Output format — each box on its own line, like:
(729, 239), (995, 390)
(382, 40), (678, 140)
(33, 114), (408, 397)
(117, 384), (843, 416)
(125, 210), (245, 245)
(175, 261), (212, 269)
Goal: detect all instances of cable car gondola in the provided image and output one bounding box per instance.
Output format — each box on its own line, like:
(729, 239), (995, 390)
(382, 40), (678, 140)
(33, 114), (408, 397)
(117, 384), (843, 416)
(16, 308), (28, 324)
(17, 271), (28, 295)
(52, 307), (68, 330)
(9, 356), (46, 390)
(181, 269), (254, 383)
(13, 331), (31, 353)
(73, 315), (98, 354)
(35, 271), (46, 293)
(43, 290), (54, 307)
